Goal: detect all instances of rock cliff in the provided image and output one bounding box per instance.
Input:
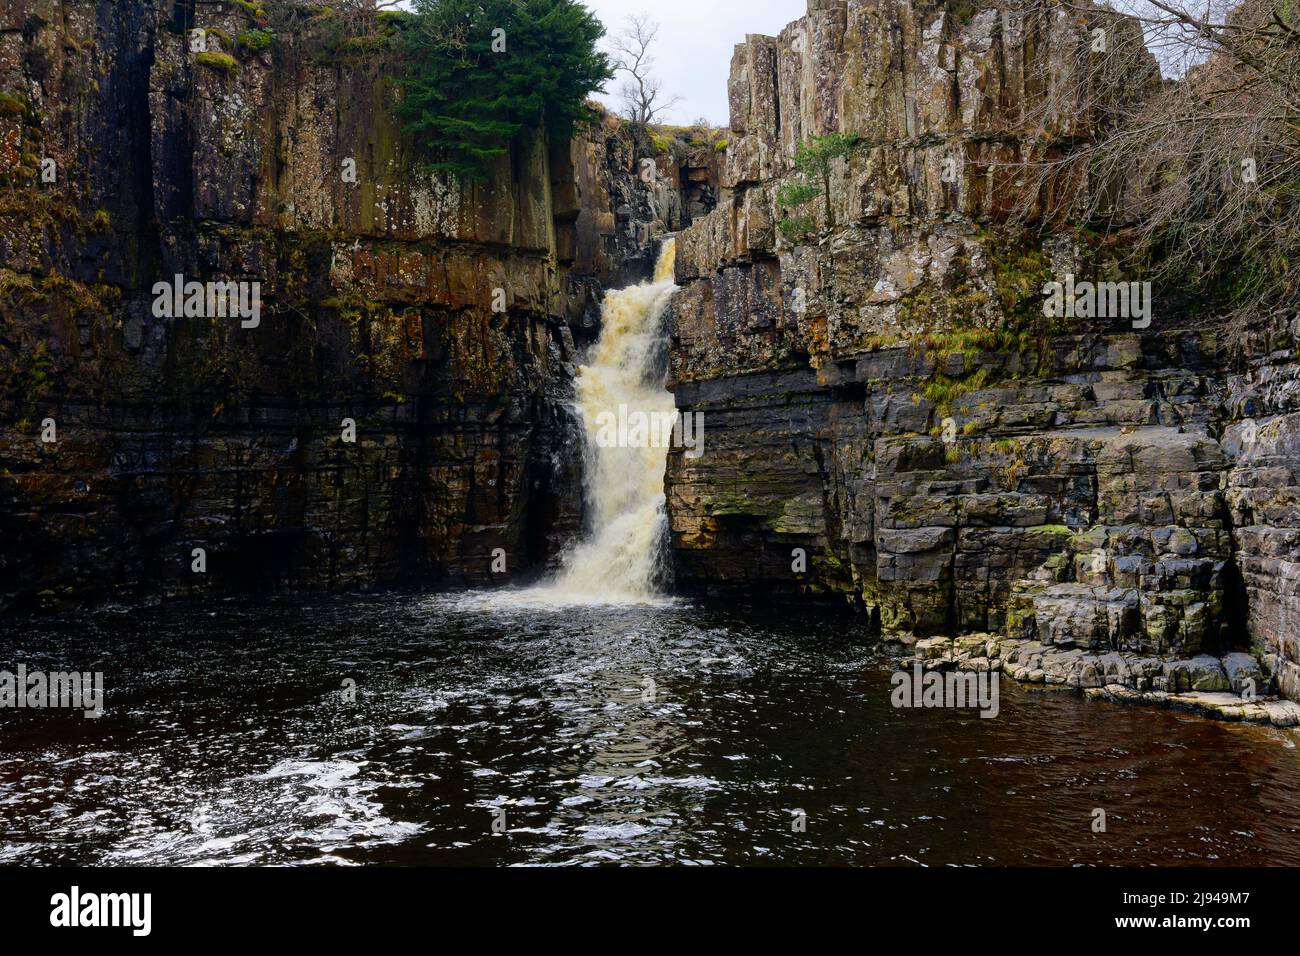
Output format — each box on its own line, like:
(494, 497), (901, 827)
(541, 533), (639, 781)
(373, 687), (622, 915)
(664, 0), (1300, 700)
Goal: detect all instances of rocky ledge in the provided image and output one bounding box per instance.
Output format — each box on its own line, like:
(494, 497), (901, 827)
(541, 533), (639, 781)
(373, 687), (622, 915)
(893, 634), (1300, 727)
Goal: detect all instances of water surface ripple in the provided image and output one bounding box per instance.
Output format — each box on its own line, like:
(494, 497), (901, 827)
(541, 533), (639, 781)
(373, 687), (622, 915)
(2, 590), (1298, 866)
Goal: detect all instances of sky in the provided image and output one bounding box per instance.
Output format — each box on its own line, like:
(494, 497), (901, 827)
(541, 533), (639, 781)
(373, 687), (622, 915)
(583, 0), (810, 126)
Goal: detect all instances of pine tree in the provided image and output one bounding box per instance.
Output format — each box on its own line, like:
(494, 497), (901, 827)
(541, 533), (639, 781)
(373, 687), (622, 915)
(776, 133), (859, 240)
(398, 0), (613, 181)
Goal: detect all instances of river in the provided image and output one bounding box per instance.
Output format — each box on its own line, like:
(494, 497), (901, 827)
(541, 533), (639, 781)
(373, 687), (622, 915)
(2, 590), (1299, 866)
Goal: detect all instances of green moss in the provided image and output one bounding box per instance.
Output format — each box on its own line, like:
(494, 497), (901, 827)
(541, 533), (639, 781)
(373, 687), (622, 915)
(205, 26), (235, 49)
(0, 190), (81, 239)
(880, 229), (1056, 364)
(0, 269), (38, 308)
(923, 366), (989, 417)
(195, 51), (238, 75)
(1029, 524), (1073, 536)
(39, 268), (120, 314)
(809, 548), (857, 595)
(0, 339), (54, 405)
(233, 0), (269, 22)
(713, 138), (728, 151)
(0, 267), (125, 413)
(1070, 526), (1109, 551)
(0, 91), (27, 116)
(986, 235), (1053, 327)
(928, 326), (1029, 354)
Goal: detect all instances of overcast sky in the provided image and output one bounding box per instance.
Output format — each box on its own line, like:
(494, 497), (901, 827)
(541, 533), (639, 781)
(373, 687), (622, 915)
(584, 0), (808, 126)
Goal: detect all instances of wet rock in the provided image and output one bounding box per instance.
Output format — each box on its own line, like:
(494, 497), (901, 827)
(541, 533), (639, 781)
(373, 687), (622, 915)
(1221, 652), (1265, 695)
(1032, 584), (1139, 649)
(916, 636), (952, 661)
(1163, 656), (1231, 693)
(1084, 685), (1300, 727)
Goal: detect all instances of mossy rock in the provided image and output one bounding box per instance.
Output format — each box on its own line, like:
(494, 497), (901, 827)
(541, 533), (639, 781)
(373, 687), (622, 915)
(1070, 526), (1109, 551)
(0, 91), (27, 116)
(923, 366), (989, 417)
(234, 0), (269, 23)
(195, 51), (238, 75)
(204, 26), (235, 49)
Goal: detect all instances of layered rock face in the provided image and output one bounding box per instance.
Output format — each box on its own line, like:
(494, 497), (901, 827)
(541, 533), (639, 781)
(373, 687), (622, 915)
(1223, 311), (1300, 699)
(665, 0), (1300, 698)
(0, 0), (704, 610)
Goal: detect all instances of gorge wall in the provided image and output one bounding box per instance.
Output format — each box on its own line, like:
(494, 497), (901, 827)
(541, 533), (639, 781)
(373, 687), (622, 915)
(0, 0), (712, 609)
(664, 0), (1300, 699)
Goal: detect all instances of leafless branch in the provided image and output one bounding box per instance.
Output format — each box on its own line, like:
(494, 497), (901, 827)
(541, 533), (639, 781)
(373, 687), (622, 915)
(609, 15), (682, 126)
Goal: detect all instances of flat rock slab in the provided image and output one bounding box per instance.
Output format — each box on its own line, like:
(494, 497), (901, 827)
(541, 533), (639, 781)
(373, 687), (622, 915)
(900, 635), (1300, 727)
(1084, 685), (1300, 727)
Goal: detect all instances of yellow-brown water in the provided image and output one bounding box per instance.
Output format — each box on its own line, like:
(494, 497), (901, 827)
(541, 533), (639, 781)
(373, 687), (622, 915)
(545, 240), (679, 602)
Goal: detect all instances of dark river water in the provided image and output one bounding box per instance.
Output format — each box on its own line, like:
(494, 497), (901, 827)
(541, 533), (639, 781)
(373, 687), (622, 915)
(2, 588), (1299, 866)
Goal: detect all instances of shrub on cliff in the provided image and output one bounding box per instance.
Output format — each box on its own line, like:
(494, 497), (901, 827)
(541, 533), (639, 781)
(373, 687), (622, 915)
(776, 133), (859, 240)
(397, 0), (613, 180)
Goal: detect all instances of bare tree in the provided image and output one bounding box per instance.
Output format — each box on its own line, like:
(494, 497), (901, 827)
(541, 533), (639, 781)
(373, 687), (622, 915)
(1011, 0), (1300, 325)
(610, 15), (683, 126)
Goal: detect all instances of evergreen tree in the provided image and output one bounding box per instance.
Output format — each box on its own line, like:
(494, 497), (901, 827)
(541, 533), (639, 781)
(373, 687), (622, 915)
(398, 0), (613, 181)
(776, 133), (859, 240)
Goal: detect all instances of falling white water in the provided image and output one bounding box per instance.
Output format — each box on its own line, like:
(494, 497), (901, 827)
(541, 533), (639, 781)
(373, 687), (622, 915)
(541, 239), (679, 603)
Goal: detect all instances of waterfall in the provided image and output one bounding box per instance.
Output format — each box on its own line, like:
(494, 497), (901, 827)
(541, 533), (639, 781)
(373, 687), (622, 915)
(544, 239), (679, 602)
